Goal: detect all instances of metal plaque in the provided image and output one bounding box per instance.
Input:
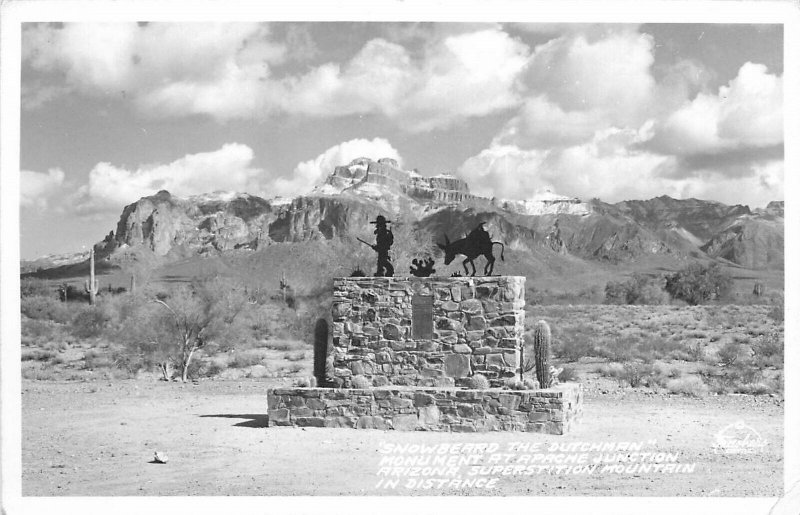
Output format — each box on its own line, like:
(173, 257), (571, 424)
(411, 294), (434, 339)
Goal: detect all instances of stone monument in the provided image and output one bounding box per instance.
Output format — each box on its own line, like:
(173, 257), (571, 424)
(266, 215), (581, 434)
(267, 273), (582, 434)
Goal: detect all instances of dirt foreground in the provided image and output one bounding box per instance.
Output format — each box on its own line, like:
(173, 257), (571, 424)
(21, 379), (782, 497)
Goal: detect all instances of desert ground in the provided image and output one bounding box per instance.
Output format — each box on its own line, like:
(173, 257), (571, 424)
(19, 272), (784, 498)
(22, 376), (782, 497)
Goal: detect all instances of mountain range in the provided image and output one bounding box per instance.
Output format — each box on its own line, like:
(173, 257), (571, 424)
(22, 157), (784, 277)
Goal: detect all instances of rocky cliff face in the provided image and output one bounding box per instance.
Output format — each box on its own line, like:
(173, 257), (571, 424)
(615, 195), (751, 242)
(318, 157), (478, 204)
(93, 157), (782, 270)
(700, 216), (784, 269)
(110, 190), (280, 255)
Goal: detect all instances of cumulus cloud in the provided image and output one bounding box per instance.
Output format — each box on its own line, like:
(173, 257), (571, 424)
(278, 28), (529, 131)
(273, 138), (402, 196)
(670, 159), (783, 208)
(57, 139), (405, 215)
(23, 23), (286, 120)
(651, 62), (783, 155)
(459, 120), (782, 208)
(20, 168), (65, 208)
(465, 27), (783, 207)
(75, 143), (265, 212)
(525, 29), (656, 118)
(459, 126), (672, 203)
(494, 96), (606, 149)
(495, 28), (659, 150)
(23, 23), (529, 131)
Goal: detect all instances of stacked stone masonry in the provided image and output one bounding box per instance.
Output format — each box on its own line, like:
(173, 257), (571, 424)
(331, 276), (525, 388)
(267, 384), (582, 435)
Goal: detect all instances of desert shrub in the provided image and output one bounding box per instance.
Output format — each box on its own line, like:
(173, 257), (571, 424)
(284, 363), (305, 374)
(717, 341), (747, 367)
(527, 287), (545, 305)
(228, 349), (266, 369)
(551, 336), (596, 362)
(284, 351), (306, 362)
(665, 262), (732, 305)
(184, 358), (204, 380)
(596, 362), (625, 378)
(201, 356), (229, 377)
(667, 349), (693, 362)
(666, 376), (709, 397)
(21, 364), (61, 381)
(652, 361), (670, 377)
(734, 383), (771, 395)
(595, 335), (641, 363)
(638, 335), (684, 362)
(43, 339), (69, 352)
(558, 365), (579, 382)
(599, 361), (660, 388)
(21, 318), (61, 342)
(767, 296), (784, 323)
(771, 371), (784, 394)
(685, 340), (706, 361)
(620, 362), (654, 388)
(21, 295), (72, 323)
(752, 330), (783, 368)
(265, 339), (306, 352)
(731, 334), (751, 345)
(21, 278), (55, 298)
(71, 306), (112, 338)
(109, 345), (150, 377)
(82, 348), (114, 370)
(21, 349), (56, 362)
(605, 274), (669, 305)
(724, 359), (763, 385)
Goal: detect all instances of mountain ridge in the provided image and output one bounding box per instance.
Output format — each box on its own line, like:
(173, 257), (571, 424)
(22, 157), (784, 275)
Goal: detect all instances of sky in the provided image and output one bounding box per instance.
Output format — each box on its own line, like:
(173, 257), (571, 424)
(18, 22), (784, 258)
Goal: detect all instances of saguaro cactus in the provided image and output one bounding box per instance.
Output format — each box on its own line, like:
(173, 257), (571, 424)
(84, 247), (99, 305)
(534, 320), (552, 389)
(279, 271), (289, 304)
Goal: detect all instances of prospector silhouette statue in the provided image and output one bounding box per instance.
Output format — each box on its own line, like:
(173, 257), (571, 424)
(357, 215), (395, 277)
(438, 222), (505, 276)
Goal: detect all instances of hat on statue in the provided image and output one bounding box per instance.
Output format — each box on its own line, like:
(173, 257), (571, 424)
(369, 215), (392, 225)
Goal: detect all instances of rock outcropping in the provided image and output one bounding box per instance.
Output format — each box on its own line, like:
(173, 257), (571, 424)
(317, 157), (478, 204)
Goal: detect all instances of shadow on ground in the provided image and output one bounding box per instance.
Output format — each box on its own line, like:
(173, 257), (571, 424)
(200, 414), (269, 428)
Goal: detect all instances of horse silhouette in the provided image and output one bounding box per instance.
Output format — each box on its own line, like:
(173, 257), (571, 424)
(437, 223), (505, 276)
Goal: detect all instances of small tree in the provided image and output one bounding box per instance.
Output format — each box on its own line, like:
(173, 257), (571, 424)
(605, 274), (668, 305)
(119, 277), (250, 381)
(665, 262), (732, 305)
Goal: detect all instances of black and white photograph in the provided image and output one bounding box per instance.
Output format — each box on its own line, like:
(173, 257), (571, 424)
(1, 1), (798, 514)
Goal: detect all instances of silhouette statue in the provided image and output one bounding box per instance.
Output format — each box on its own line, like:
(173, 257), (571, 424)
(409, 257), (436, 277)
(358, 215), (394, 277)
(437, 222), (505, 276)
